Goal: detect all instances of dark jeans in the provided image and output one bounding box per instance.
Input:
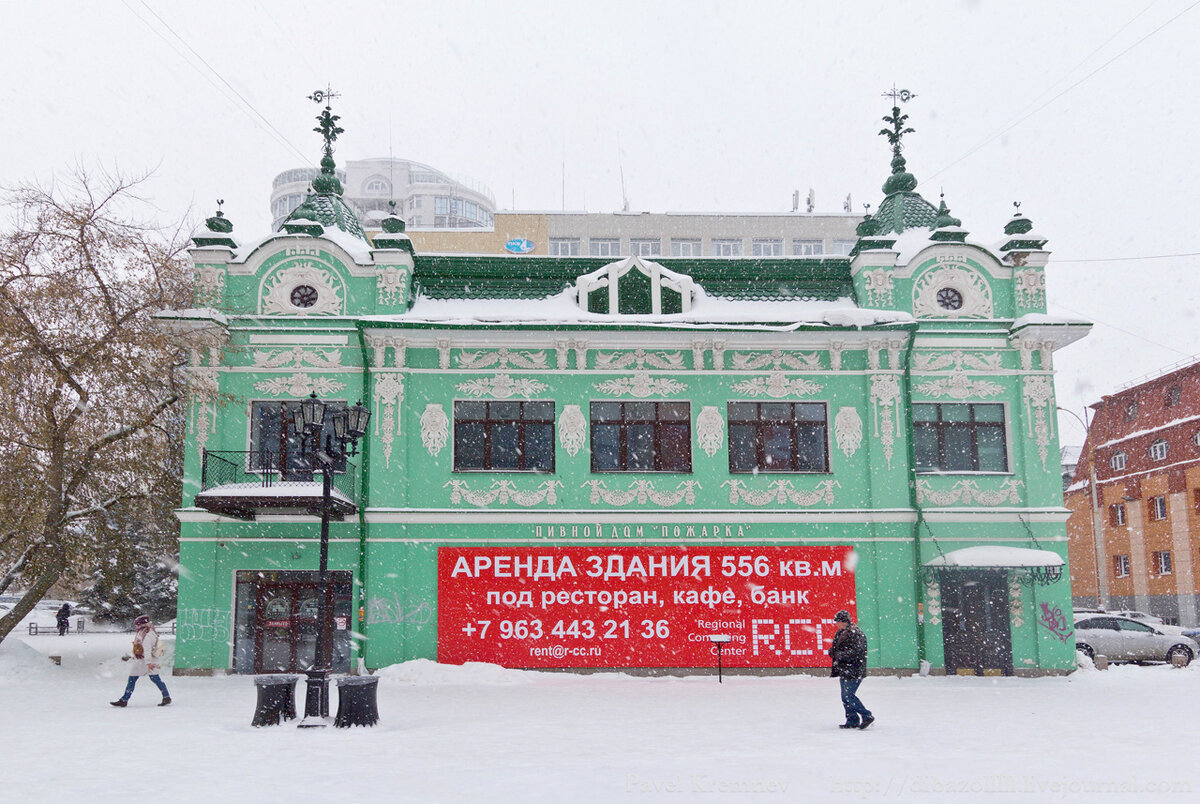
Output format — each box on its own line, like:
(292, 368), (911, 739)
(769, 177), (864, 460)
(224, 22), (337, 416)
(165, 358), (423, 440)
(120, 674), (170, 701)
(839, 676), (871, 726)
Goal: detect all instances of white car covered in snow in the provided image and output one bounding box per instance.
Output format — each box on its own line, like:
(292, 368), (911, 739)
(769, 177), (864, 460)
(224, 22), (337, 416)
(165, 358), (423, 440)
(1074, 613), (1197, 665)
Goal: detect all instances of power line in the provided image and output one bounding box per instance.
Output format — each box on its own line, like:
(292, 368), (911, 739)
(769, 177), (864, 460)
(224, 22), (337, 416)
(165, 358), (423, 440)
(1055, 251), (1200, 264)
(123, 1), (313, 167)
(1050, 302), (1195, 358)
(921, 0), (1200, 187)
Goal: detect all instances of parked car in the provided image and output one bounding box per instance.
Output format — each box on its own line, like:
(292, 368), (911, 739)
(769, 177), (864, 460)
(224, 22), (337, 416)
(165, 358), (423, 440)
(1074, 614), (1198, 665)
(1106, 609), (1165, 625)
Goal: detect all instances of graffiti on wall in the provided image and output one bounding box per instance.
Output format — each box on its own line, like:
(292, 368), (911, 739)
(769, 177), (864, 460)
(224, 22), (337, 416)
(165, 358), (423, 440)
(366, 593), (433, 628)
(177, 608), (232, 642)
(1036, 602), (1073, 643)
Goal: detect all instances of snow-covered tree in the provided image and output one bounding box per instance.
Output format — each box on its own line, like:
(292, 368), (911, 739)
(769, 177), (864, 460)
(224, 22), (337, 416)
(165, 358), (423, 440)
(0, 169), (215, 644)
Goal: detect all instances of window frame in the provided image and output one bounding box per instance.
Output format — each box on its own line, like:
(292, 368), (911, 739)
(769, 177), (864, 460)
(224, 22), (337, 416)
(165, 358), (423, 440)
(1166, 385), (1182, 407)
(1109, 451), (1127, 471)
(1110, 502), (1126, 527)
(248, 399), (348, 476)
(1149, 495), (1168, 521)
(452, 400), (556, 473)
(710, 239), (743, 257)
(1154, 550), (1173, 575)
(589, 401), (692, 473)
(629, 239), (661, 256)
(588, 238), (621, 257)
(548, 238), (580, 256)
(670, 239), (702, 257)
(912, 403), (1009, 473)
(726, 401), (830, 474)
(1113, 554), (1131, 578)
(1149, 439), (1169, 461)
(792, 239), (824, 256)
(750, 238), (783, 257)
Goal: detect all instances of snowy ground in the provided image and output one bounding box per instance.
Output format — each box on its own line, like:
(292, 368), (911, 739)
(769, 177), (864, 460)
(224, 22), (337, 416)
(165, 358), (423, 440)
(0, 632), (1196, 803)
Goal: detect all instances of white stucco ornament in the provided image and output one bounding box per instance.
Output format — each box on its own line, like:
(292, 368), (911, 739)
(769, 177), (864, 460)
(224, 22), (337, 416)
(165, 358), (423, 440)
(420, 403), (449, 456)
(558, 405), (587, 457)
(834, 407), (863, 458)
(696, 406), (725, 457)
(261, 262), (343, 315)
(912, 264), (992, 319)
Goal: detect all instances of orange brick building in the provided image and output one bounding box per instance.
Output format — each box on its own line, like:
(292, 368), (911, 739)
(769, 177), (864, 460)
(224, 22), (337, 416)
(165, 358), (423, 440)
(1066, 360), (1200, 626)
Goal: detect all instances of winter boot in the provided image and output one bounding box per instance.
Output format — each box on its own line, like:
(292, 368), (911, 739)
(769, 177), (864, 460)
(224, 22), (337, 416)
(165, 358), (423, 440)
(858, 715), (875, 730)
(110, 699), (128, 707)
(159, 697), (172, 706)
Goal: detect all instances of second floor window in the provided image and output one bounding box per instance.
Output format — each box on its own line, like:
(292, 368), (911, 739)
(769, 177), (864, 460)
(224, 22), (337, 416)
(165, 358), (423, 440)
(629, 239), (661, 256)
(671, 239), (701, 257)
(549, 238), (580, 256)
(589, 238), (621, 257)
(1110, 503), (1126, 527)
(591, 401), (691, 472)
(1113, 554), (1130, 578)
(1109, 451), (1126, 471)
(453, 401), (555, 472)
(1149, 440), (1169, 461)
(250, 400), (348, 477)
(728, 402), (828, 473)
(711, 239), (743, 257)
(751, 239), (783, 256)
(1149, 495), (1168, 521)
(793, 239), (823, 256)
(912, 403), (1007, 472)
(1154, 551), (1173, 575)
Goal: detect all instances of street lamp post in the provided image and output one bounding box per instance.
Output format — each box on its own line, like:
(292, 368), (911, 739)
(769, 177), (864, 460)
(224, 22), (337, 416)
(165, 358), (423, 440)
(293, 393), (370, 727)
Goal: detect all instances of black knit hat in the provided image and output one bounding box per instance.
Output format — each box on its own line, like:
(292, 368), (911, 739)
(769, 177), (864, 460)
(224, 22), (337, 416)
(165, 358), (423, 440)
(834, 610), (852, 623)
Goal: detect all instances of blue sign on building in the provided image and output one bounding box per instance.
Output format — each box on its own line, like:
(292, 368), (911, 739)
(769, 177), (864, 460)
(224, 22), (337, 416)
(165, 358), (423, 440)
(505, 238), (535, 253)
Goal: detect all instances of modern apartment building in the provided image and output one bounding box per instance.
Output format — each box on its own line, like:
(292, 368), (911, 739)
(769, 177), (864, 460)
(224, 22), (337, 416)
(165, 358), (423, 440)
(1065, 359), (1200, 625)
(270, 157), (496, 231)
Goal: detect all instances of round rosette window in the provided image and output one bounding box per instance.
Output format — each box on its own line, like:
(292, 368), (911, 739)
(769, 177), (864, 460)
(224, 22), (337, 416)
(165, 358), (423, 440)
(290, 284), (319, 308)
(935, 286), (964, 311)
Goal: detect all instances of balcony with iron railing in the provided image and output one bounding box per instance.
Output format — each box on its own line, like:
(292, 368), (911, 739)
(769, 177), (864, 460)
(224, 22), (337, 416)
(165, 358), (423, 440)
(194, 450), (358, 521)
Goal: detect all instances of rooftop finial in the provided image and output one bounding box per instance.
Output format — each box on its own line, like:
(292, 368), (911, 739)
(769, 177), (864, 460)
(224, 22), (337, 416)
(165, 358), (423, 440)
(308, 86), (345, 195)
(879, 86), (918, 195)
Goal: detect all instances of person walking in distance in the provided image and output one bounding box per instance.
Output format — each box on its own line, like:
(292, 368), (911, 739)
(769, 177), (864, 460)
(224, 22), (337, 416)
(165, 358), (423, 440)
(829, 609), (873, 730)
(110, 615), (171, 707)
(56, 603), (71, 636)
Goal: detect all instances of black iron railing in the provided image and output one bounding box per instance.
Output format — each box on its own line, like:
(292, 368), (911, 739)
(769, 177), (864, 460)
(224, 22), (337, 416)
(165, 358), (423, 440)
(200, 450), (358, 501)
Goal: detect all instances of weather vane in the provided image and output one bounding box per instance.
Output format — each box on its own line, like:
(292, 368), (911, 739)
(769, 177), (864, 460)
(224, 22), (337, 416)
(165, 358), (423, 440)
(883, 85), (916, 105)
(308, 85), (341, 109)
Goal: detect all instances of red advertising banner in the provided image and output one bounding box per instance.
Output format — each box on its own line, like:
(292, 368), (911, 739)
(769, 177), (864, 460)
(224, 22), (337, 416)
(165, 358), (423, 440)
(437, 545), (856, 668)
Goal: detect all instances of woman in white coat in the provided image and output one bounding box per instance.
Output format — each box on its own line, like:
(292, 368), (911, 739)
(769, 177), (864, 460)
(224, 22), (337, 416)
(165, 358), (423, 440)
(110, 615), (171, 707)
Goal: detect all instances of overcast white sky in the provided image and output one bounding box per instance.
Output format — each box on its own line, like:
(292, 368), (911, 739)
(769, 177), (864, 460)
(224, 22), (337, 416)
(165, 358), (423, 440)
(4, 0), (1199, 443)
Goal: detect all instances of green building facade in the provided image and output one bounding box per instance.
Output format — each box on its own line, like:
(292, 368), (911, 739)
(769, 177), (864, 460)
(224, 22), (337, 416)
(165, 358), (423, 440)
(169, 100), (1088, 676)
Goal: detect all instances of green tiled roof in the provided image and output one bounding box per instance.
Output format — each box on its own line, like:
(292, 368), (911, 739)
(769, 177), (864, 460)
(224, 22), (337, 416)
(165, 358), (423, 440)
(412, 255), (855, 302)
(281, 193), (368, 242)
(873, 191), (938, 235)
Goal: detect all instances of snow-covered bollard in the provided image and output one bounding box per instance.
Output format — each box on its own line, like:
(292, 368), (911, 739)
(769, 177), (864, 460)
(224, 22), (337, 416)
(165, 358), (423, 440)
(334, 675), (380, 728)
(252, 674), (300, 727)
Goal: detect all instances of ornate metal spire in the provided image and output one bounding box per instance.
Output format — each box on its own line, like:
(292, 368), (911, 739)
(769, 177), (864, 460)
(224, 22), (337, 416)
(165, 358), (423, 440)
(879, 86), (918, 195)
(308, 86), (344, 195)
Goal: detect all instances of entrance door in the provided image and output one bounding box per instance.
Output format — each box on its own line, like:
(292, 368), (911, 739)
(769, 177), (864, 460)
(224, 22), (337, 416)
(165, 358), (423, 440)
(940, 570), (1013, 676)
(253, 583), (327, 673)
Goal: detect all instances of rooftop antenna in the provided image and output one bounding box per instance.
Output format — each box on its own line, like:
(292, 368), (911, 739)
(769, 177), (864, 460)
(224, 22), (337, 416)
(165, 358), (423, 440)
(617, 134), (629, 212)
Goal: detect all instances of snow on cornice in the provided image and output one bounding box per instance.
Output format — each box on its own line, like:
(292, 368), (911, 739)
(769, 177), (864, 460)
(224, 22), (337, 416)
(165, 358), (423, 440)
(370, 287), (914, 330)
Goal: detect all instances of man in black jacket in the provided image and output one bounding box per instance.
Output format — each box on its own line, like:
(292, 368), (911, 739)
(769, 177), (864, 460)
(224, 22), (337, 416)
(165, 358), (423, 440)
(829, 609), (874, 730)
